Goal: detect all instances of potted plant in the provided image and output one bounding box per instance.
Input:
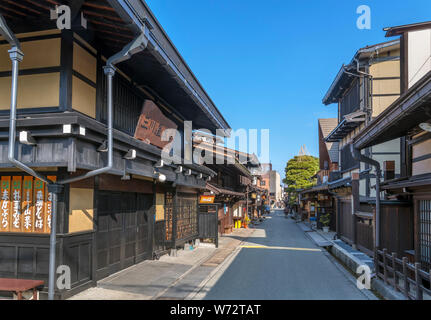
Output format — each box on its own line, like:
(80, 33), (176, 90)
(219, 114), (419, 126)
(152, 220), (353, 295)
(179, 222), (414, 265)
(320, 213), (331, 233)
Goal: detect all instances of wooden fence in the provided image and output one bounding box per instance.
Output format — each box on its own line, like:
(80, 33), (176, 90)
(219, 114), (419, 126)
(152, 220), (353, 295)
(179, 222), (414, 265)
(356, 219), (374, 256)
(376, 248), (431, 300)
(339, 201), (354, 244)
(338, 202), (413, 258)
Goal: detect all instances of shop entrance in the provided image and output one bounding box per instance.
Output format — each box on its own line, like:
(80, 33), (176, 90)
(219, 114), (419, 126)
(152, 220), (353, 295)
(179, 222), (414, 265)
(95, 191), (153, 280)
(198, 204), (219, 248)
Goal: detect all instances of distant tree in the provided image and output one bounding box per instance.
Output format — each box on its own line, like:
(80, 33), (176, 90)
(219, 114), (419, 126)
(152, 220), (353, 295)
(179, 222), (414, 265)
(283, 155), (319, 205)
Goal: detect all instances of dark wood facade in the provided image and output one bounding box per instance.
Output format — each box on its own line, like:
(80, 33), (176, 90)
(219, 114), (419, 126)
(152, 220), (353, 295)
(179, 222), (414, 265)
(352, 22), (431, 278)
(0, 0), (230, 299)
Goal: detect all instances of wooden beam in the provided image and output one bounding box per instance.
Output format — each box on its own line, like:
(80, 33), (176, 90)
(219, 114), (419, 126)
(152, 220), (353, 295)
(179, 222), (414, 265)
(43, 0), (60, 5)
(3, 0), (42, 15)
(89, 26), (133, 39)
(83, 1), (116, 12)
(82, 10), (123, 23)
(0, 11), (14, 19)
(87, 18), (130, 32)
(0, 4), (27, 17)
(95, 35), (128, 45)
(23, 0), (51, 11)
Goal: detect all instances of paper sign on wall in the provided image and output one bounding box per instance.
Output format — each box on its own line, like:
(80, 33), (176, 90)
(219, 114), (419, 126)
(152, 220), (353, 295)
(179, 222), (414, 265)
(45, 176), (56, 234)
(22, 176), (34, 233)
(0, 175), (56, 234)
(33, 179), (45, 233)
(11, 176), (22, 232)
(0, 177), (11, 232)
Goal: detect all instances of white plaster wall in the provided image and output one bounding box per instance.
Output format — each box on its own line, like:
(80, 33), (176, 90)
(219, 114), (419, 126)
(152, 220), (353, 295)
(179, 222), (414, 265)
(408, 29), (431, 88)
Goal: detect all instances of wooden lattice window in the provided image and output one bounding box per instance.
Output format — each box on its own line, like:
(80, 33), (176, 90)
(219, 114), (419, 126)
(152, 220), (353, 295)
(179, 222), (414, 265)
(165, 192), (174, 241)
(419, 200), (431, 269)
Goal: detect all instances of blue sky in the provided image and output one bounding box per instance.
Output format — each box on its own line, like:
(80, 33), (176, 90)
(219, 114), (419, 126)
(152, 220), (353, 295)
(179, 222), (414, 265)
(146, 0), (431, 180)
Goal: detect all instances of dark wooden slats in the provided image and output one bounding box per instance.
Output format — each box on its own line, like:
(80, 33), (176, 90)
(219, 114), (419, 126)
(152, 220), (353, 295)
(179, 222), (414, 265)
(88, 26), (134, 40)
(419, 200), (431, 269)
(3, 0), (42, 15)
(82, 9), (124, 23)
(87, 18), (131, 32)
(0, 4), (27, 17)
(22, 0), (52, 11)
(83, 1), (116, 12)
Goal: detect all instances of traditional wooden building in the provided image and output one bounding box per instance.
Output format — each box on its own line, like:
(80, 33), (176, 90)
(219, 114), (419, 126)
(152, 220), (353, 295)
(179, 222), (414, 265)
(299, 118), (339, 230)
(193, 135), (258, 234)
(0, 0), (230, 299)
(353, 21), (431, 268)
(322, 39), (402, 254)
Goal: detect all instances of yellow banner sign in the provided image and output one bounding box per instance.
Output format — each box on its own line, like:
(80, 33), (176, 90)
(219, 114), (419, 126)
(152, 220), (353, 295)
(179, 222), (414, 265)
(199, 195), (215, 204)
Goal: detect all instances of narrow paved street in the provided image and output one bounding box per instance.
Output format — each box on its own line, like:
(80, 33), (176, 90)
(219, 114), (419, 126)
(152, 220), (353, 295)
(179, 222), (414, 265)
(202, 210), (374, 300)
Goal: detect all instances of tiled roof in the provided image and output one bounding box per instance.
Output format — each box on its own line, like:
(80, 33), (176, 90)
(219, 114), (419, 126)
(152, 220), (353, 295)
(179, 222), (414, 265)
(318, 118), (339, 164)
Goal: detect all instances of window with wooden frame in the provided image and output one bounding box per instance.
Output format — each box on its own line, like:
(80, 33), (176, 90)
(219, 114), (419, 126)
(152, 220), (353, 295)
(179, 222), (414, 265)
(418, 199), (431, 269)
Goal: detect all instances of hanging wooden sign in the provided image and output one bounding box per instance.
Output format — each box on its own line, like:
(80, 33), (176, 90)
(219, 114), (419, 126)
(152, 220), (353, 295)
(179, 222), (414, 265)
(22, 176), (34, 233)
(134, 100), (178, 149)
(33, 179), (45, 233)
(10, 176), (22, 232)
(199, 195), (215, 204)
(0, 176), (11, 232)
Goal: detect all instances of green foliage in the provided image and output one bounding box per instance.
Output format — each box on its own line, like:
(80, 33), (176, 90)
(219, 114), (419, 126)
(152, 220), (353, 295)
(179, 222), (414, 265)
(283, 155), (319, 205)
(320, 213), (331, 227)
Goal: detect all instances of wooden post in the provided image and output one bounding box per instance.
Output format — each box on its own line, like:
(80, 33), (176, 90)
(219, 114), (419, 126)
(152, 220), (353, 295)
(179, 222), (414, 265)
(172, 190), (178, 249)
(374, 248), (379, 278)
(351, 173), (360, 249)
(402, 257), (410, 298)
(415, 263), (423, 300)
(383, 248), (388, 284)
(392, 253), (399, 291)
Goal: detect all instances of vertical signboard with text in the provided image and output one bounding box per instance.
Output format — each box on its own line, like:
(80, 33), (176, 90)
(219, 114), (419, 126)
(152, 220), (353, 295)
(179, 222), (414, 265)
(0, 175), (57, 234)
(0, 177), (11, 232)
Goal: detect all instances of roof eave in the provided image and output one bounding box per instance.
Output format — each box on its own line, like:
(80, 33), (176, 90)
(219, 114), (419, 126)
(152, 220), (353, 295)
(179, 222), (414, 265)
(109, 0), (230, 130)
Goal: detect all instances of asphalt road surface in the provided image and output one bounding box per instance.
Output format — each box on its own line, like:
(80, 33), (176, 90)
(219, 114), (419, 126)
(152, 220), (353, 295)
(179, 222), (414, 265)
(204, 210), (374, 300)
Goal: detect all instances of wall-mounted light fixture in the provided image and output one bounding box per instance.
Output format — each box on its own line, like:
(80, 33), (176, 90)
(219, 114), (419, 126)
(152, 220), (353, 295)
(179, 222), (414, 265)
(185, 169), (192, 176)
(419, 122), (431, 132)
(175, 166), (183, 173)
(19, 131), (36, 145)
(124, 149), (137, 160)
(97, 140), (108, 152)
(154, 168), (167, 183)
(79, 126), (86, 136)
(63, 124), (72, 134)
(155, 160), (164, 168)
